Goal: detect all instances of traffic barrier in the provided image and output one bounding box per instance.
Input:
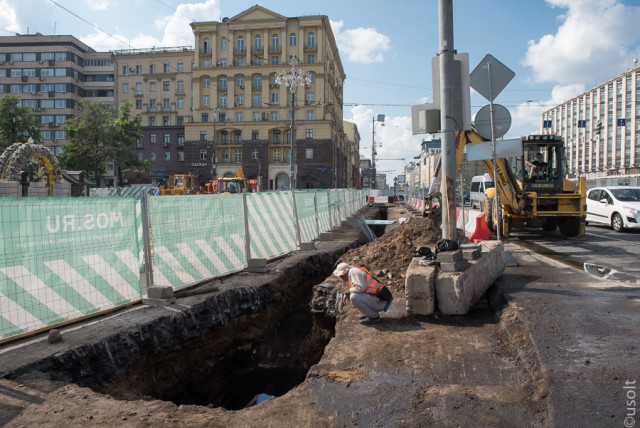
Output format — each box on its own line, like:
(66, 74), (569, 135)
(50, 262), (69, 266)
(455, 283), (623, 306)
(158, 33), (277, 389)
(468, 212), (492, 243)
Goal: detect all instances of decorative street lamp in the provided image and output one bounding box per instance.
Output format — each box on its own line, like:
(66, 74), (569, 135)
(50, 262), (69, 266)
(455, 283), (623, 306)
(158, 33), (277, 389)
(275, 56), (311, 190)
(371, 114), (385, 189)
(210, 108), (218, 180)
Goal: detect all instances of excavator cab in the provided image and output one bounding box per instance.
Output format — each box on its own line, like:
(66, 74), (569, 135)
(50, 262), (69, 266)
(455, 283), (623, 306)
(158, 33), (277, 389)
(519, 135), (565, 195)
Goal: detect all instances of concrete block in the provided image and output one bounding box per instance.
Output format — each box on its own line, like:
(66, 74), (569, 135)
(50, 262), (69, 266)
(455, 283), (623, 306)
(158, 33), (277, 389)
(143, 285), (176, 306)
(440, 259), (470, 272)
(246, 258), (267, 273)
(435, 241), (505, 315)
(436, 250), (463, 263)
(300, 242), (316, 251)
(404, 258), (437, 315)
(147, 285), (175, 299)
(462, 247), (482, 260)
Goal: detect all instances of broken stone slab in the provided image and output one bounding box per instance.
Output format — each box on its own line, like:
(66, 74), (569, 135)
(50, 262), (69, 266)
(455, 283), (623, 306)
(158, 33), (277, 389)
(436, 250), (463, 263)
(460, 244), (482, 260)
(404, 258), (437, 315)
(435, 241), (505, 315)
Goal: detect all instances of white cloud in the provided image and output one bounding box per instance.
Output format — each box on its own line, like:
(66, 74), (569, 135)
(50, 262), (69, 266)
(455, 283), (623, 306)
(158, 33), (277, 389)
(523, 0), (640, 84)
(0, 0), (20, 33)
(155, 0), (220, 47)
(84, 0), (113, 12)
(347, 106), (422, 178)
(331, 20), (390, 64)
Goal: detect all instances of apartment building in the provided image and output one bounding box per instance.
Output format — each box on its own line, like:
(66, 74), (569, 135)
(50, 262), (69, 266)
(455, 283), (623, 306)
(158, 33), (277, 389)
(0, 34), (114, 156)
(187, 5), (351, 189)
(542, 65), (640, 178)
(112, 46), (195, 184)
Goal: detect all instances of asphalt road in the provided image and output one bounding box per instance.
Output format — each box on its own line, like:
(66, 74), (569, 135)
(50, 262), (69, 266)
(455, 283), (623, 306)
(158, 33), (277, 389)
(508, 224), (640, 284)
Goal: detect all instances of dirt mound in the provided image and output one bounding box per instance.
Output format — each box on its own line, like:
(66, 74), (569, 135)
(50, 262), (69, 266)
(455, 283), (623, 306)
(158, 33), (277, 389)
(335, 217), (442, 291)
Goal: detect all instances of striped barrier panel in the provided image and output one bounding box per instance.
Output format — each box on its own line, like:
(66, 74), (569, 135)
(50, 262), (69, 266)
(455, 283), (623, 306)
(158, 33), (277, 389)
(316, 191), (332, 233)
(148, 194), (247, 290)
(246, 192), (297, 260)
(0, 197), (142, 340)
(295, 191), (319, 244)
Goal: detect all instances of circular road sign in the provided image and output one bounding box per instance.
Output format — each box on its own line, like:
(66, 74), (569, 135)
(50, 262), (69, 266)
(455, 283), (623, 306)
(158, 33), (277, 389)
(473, 104), (511, 140)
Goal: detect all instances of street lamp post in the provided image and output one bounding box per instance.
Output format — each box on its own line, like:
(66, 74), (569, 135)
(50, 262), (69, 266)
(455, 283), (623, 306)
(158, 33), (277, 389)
(275, 56), (311, 190)
(371, 114), (385, 189)
(210, 108), (218, 180)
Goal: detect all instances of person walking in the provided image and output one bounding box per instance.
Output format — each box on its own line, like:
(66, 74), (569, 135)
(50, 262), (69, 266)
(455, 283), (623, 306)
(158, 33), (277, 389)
(333, 262), (393, 325)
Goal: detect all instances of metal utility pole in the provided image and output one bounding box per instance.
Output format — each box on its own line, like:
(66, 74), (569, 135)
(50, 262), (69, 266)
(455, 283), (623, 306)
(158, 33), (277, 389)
(438, 0), (457, 240)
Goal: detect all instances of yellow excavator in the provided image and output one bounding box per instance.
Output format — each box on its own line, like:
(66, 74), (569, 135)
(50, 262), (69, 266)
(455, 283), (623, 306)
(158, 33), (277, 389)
(159, 174), (199, 195)
(456, 130), (587, 238)
(204, 169), (258, 194)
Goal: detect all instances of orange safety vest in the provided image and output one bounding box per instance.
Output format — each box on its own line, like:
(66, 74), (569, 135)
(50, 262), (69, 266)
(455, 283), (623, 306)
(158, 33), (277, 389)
(349, 266), (383, 295)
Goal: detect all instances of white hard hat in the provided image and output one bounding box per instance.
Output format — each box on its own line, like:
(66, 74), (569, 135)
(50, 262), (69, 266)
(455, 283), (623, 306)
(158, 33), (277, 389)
(333, 262), (351, 277)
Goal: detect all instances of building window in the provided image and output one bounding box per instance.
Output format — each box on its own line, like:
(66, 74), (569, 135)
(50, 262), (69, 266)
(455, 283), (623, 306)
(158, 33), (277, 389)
(136, 138), (143, 148)
(149, 116), (156, 126)
(178, 134), (185, 147)
(219, 96), (227, 108)
(163, 81), (170, 91)
(203, 78), (209, 87)
(252, 94), (262, 108)
(307, 55), (315, 64)
(177, 98), (185, 109)
(236, 36), (245, 51)
(254, 35), (262, 51)
(306, 110), (314, 120)
(270, 111), (279, 121)
(271, 56), (279, 65)
(163, 116), (169, 126)
(252, 149), (259, 160)
(164, 152), (171, 161)
(177, 63), (184, 72)
(234, 132), (241, 143)
(203, 95), (210, 106)
(136, 65), (142, 74)
(289, 33), (297, 46)
(163, 134), (170, 145)
(200, 131), (207, 141)
(236, 94), (244, 106)
(271, 92), (279, 104)
(235, 112), (243, 122)
(222, 150), (229, 162)
(221, 131), (229, 144)
(150, 152), (157, 161)
(306, 148), (313, 159)
(177, 116), (184, 125)
(273, 148), (281, 162)
(221, 37), (228, 51)
(252, 130), (259, 140)
(149, 81), (156, 92)
(150, 64), (156, 74)
(200, 150), (207, 161)
(305, 129), (313, 139)
(234, 149), (242, 162)
(163, 64), (170, 73)
(273, 131), (281, 144)
(202, 113), (209, 123)
(271, 34), (279, 51)
(178, 151), (184, 161)
(150, 134), (157, 144)
(122, 83), (129, 93)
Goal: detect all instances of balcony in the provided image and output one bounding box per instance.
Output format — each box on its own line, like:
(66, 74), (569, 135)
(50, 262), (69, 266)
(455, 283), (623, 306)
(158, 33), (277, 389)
(233, 48), (246, 56)
(304, 44), (317, 53)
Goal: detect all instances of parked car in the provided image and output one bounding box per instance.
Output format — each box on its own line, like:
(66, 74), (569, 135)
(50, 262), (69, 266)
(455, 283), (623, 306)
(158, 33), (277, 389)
(585, 186), (640, 232)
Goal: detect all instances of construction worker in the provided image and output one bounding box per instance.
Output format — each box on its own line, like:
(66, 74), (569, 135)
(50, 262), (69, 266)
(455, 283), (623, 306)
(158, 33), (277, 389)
(333, 262), (393, 325)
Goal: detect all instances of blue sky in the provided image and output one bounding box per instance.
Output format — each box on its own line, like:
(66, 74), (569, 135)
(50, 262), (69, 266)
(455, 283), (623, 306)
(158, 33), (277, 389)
(2, 0), (640, 179)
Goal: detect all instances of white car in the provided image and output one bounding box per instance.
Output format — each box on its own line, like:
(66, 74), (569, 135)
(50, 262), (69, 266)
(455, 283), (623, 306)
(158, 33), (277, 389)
(586, 186), (640, 232)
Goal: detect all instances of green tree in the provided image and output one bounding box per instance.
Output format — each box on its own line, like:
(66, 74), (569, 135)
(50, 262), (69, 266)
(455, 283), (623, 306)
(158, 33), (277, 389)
(59, 99), (144, 186)
(0, 95), (42, 150)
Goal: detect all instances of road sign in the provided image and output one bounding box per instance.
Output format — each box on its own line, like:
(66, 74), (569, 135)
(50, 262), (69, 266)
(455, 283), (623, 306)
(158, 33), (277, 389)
(470, 54), (515, 102)
(473, 104), (511, 140)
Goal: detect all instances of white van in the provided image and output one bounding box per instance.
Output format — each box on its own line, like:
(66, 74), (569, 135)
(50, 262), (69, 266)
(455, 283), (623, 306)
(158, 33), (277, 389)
(470, 173), (494, 209)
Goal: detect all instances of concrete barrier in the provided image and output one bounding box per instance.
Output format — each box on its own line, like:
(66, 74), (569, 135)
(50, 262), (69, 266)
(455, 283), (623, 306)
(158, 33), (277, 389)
(405, 258), (437, 315)
(435, 241), (504, 315)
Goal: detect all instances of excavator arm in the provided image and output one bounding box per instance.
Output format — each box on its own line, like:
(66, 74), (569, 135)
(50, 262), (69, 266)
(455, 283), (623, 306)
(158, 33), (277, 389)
(456, 130), (532, 216)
